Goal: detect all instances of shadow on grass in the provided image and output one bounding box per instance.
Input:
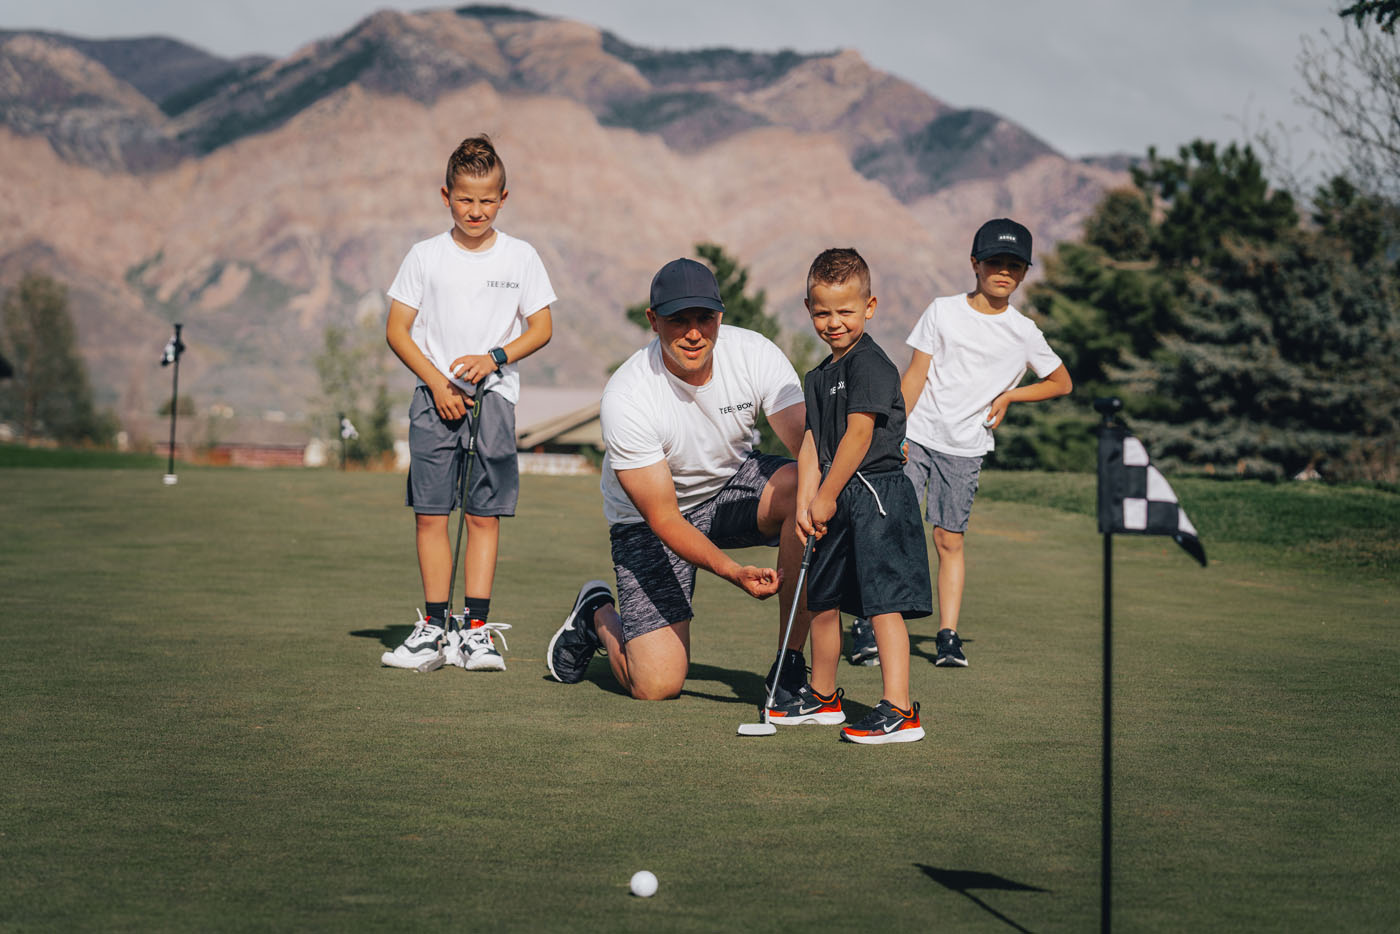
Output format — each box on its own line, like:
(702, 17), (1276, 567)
(681, 661), (773, 706)
(536, 660), (826, 708)
(915, 864), (1047, 933)
(349, 625), (413, 649)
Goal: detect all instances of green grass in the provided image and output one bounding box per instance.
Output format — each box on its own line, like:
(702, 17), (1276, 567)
(980, 470), (1400, 578)
(0, 443), (170, 471)
(1, 467), (1396, 931)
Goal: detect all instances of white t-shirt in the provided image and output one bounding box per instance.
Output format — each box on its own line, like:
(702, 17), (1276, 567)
(905, 293), (1063, 456)
(600, 325), (804, 526)
(387, 230), (556, 405)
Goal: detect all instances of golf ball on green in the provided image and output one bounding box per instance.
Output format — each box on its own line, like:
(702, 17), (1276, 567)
(630, 870), (658, 897)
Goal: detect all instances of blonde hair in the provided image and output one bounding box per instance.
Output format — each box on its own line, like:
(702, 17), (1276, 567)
(445, 135), (506, 192)
(806, 248), (871, 299)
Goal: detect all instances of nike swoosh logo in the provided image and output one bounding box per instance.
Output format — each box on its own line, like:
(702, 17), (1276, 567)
(881, 719), (906, 733)
(796, 703), (822, 715)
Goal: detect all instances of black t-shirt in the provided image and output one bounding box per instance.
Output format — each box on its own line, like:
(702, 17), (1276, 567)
(803, 335), (907, 474)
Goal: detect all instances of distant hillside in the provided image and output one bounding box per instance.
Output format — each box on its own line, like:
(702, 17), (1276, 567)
(0, 4), (1128, 426)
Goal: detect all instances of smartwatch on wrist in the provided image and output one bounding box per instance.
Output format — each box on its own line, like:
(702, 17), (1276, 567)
(489, 347), (508, 367)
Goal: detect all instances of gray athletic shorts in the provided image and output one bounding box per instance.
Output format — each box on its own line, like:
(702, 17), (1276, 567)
(405, 386), (518, 516)
(609, 452), (790, 643)
(902, 439), (981, 533)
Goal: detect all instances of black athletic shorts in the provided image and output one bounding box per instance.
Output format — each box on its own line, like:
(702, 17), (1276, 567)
(806, 468), (932, 620)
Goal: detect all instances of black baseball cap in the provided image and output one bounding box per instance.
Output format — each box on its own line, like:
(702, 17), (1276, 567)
(649, 258), (725, 317)
(971, 218), (1033, 265)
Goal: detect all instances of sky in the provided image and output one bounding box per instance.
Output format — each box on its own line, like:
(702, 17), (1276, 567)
(0, 0), (1348, 163)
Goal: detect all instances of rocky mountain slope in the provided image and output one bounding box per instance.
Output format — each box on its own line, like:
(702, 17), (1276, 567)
(0, 5), (1127, 426)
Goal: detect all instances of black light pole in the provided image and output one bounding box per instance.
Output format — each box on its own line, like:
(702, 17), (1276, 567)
(161, 324), (185, 485)
(1093, 396), (1123, 934)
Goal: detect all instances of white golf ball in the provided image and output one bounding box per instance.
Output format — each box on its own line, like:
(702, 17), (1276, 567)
(629, 870), (658, 897)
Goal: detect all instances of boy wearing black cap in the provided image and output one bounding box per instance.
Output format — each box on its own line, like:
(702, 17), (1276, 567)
(900, 219), (1072, 667)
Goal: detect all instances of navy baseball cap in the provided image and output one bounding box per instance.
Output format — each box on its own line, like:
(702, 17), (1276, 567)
(649, 258), (725, 317)
(971, 218), (1033, 265)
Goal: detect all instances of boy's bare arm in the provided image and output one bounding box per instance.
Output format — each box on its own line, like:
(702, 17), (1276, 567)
(448, 306), (554, 385)
(386, 299), (470, 420)
(615, 461), (781, 600)
(987, 364), (1073, 428)
(809, 412), (876, 534)
(901, 350), (932, 414)
(795, 429), (820, 541)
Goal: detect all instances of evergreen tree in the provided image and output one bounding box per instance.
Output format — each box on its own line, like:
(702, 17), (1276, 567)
(1114, 178), (1400, 480)
(0, 272), (110, 443)
(1030, 142), (1399, 481)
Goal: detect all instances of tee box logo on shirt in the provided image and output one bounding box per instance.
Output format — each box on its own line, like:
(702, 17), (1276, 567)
(486, 279), (520, 289)
(828, 380), (846, 396)
(718, 401), (754, 415)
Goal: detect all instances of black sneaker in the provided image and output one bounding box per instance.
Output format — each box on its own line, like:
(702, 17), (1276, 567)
(764, 648), (807, 704)
(768, 684), (845, 726)
(934, 628), (968, 667)
(547, 580), (612, 683)
(847, 617), (880, 666)
(840, 699), (925, 744)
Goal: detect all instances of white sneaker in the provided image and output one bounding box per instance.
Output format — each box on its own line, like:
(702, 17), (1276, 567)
(380, 611), (446, 672)
(462, 622), (511, 671)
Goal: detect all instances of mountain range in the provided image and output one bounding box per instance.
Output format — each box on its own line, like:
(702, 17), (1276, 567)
(0, 4), (1129, 426)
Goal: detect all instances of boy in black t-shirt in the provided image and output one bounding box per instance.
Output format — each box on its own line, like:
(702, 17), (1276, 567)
(773, 248), (932, 744)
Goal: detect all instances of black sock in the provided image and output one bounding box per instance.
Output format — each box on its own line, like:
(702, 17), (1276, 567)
(465, 597), (490, 623)
(578, 591), (613, 627)
(425, 601), (449, 623)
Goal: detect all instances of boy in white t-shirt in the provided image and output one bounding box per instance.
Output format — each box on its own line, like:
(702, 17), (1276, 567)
(380, 135), (556, 673)
(900, 218), (1072, 667)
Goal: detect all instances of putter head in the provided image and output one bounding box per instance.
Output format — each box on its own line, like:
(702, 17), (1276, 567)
(736, 722), (777, 736)
(737, 703), (776, 736)
(414, 653), (446, 674)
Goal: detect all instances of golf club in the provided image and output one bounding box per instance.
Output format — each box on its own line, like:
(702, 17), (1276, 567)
(416, 388), (487, 673)
(737, 534), (816, 736)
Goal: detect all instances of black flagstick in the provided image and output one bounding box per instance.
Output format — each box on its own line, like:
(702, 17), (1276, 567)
(1093, 396), (1123, 934)
(161, 323), (184, 486)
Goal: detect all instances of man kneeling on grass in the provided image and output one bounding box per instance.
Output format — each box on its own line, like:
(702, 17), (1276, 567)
(545, 257), (812, 700)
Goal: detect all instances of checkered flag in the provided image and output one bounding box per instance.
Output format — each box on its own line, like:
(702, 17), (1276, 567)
(1096, 421), (1206, 567)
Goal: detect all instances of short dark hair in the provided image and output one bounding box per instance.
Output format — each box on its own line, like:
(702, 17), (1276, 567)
(806, 248), (871, 299)
(446, 135), (506, 192)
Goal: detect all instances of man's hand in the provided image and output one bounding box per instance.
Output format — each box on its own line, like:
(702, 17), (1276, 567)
(730, 565), (782, 599)
(430, 380), (472, 421)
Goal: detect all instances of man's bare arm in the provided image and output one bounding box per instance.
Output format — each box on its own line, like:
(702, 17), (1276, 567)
(616, 461), (780, 600)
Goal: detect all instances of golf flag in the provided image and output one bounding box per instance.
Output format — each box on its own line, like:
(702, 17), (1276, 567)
(1096, 422), (1206, 567)
(339, 415), (359, 441)
(160, 330), (185, 366)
